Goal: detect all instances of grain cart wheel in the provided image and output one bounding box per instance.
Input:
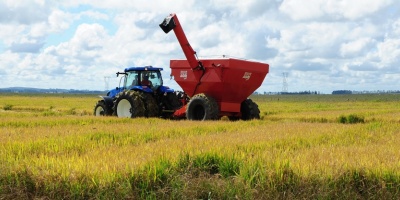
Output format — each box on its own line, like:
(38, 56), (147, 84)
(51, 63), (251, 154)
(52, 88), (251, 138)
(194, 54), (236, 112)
(186, 93), (219, 120)
(94, 100), (113, 116)
(143, 93), (159, 117)
(240, 99), (260, 120)
(113, 91), (145, 118)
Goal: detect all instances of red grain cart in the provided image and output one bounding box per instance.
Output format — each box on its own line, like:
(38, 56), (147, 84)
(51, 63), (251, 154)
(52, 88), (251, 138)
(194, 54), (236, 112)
(160, 14), (269, 120)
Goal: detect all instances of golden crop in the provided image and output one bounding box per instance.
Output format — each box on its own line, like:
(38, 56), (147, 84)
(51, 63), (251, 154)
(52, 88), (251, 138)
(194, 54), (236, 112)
(0, 93), (399, 199)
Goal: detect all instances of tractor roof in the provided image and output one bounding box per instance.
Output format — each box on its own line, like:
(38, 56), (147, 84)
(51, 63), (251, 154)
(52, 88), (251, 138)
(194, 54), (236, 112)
(124, 66), (163, 72)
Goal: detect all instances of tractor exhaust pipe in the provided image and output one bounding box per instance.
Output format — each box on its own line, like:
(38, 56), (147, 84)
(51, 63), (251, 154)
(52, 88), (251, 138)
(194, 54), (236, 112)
(159, 15), (176, 33)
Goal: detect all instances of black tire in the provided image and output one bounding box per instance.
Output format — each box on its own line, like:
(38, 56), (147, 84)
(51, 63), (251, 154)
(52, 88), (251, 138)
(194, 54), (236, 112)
(228, 116), (240, 121)
(158, 91), (183, 111)
(165, 92), (182, 110)
(113, 91), (145, 118)
(186, 93), (219, 120)
(94, 100), (113, 116)
(143, 93), (159, 117)
(241, 99), (260, 120)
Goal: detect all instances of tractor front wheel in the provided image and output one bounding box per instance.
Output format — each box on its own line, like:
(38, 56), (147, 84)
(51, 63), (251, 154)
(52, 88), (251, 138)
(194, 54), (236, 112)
(94, 100), (113, 116)
(186, 93), (219, 120)
(240, 99), (260, 120)
(113, 91), (145, 118)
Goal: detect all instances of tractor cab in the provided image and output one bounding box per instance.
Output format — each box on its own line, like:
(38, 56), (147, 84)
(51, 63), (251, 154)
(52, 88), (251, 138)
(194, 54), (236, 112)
(111, 66), (175, 95)
(124, 66), (163, 92)
(106, 66), (166, 99)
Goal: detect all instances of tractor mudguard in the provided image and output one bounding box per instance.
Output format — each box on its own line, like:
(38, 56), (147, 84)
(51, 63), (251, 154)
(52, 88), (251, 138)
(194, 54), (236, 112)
(159, 86), (174, 93)
(98, 95), (114, 108)
(108, 87), (124, 98)
(130, 85), (153, 93)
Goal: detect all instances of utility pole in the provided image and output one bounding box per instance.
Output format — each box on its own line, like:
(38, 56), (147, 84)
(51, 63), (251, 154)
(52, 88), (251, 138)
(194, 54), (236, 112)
(282, 72), (288, 93)
(104, 76), (111, 91)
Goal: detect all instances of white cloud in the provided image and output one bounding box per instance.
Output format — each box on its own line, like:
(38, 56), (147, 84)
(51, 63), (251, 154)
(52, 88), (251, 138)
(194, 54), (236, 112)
(279, 0), (325, 21)
(48, 9), (74, 33)
(340, 38), (374, 58)
(392, 19), (400, 36)
(0, 0), (399, 93)
(0, 0), (52, 24)
(267, 22), (347, 62)
(377, 38), (400, 66)
(280, 0), (394, 21)
(59, 0), (196, 14)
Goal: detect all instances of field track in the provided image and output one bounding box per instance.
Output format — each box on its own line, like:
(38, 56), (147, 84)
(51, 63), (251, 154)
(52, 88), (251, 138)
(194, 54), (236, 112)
(1, 94), (400, 199)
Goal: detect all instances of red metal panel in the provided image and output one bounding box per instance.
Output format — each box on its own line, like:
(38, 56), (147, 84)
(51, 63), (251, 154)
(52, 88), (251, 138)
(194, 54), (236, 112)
(172, 105), (187, 118)
(220, 102), (241, 113)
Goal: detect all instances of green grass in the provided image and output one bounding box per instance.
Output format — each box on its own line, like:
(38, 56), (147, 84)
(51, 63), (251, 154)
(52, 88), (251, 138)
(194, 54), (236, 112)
(0, 93), (400, 199)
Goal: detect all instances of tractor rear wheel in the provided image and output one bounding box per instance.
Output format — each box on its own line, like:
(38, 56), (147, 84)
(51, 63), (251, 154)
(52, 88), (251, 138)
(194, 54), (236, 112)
(94, 100), (113, 116)
(186, 93), (219, 120)
(240, 99), (260, 120)
(113, 91), (145, 118)
(163, 92), (182, 110)
(143, 93), (159, 117)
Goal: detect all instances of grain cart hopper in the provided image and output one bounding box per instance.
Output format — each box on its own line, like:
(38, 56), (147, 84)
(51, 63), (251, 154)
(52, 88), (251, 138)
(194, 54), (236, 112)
(160, 13), (269, 120)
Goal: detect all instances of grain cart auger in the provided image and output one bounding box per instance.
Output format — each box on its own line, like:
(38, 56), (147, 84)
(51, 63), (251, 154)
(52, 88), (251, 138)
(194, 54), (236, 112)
(160, 13), (270, 120)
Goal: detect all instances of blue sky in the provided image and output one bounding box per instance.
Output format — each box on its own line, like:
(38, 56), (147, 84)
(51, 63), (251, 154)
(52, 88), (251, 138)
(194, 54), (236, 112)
(0, 0), (399, 94)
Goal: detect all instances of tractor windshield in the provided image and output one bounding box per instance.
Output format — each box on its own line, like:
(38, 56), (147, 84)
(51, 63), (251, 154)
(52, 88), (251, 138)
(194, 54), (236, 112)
(145, 71), (163, 88)
(126, 70), (162, 89)
(126, 72), (139, 88)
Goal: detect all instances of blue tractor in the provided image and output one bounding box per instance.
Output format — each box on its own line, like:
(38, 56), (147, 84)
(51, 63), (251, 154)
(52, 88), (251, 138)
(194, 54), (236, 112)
(94, 66), (186, 118)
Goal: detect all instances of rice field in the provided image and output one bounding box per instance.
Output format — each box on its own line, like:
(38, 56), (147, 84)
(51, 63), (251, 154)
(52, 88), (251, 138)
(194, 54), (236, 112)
(0, 93), (400, 199)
